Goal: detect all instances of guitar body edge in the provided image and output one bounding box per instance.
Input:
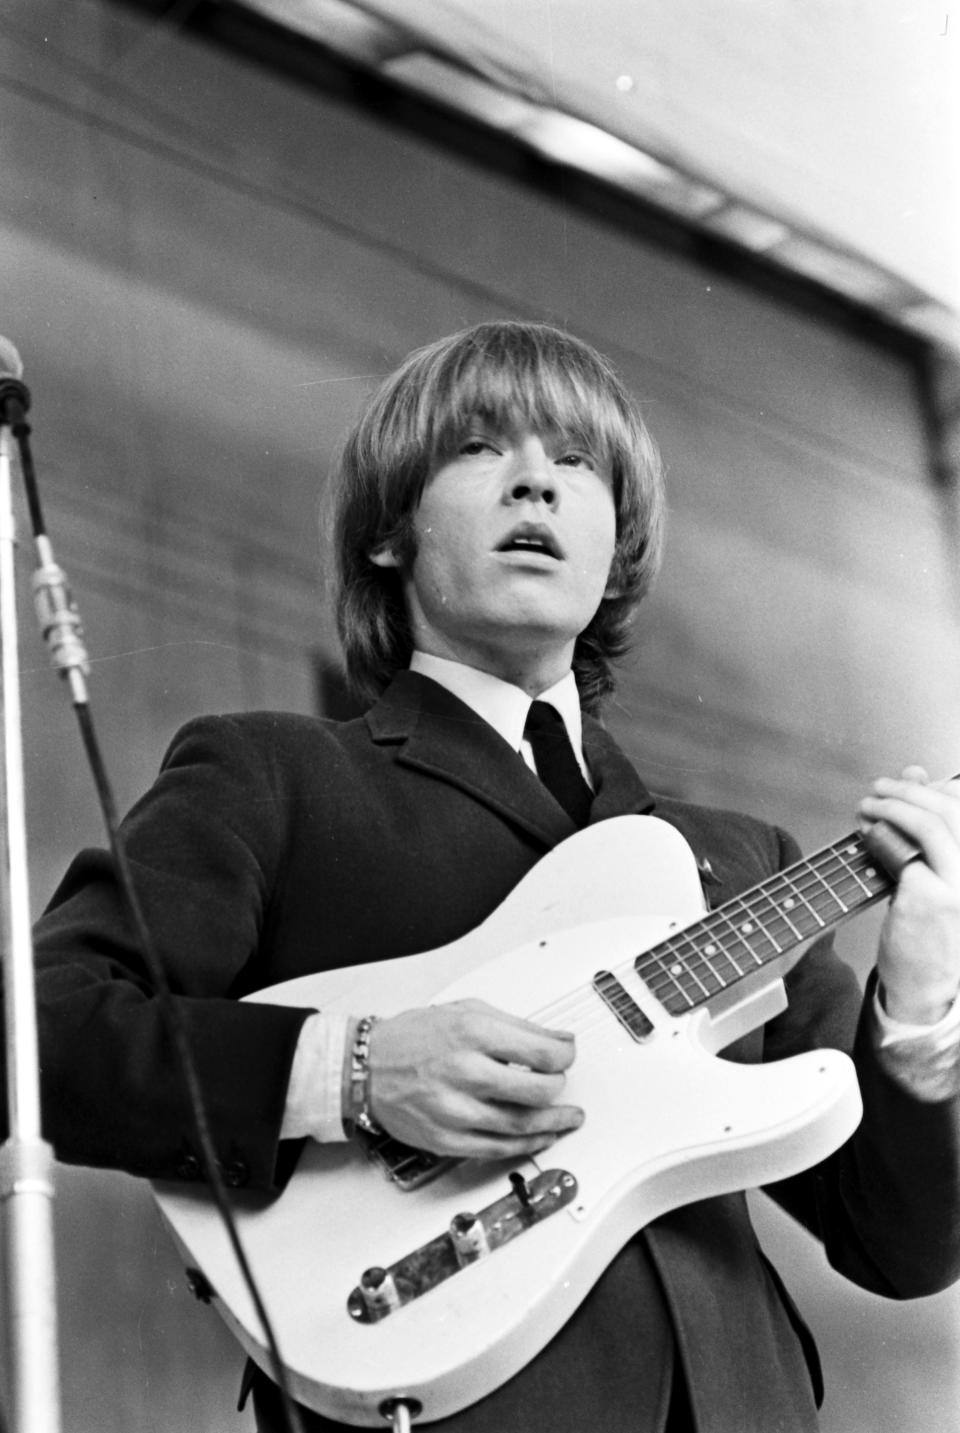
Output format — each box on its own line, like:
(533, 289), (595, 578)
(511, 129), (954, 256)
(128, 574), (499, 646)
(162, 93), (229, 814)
(153, 815), (865, 1425)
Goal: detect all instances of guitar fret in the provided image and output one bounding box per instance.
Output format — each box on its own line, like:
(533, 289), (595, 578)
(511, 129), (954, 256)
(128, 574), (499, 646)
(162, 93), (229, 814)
(637, 949), (701, 1007)
(802, 845), (887, 918)
(741, 906), (784, 957)
(756, 869), (847, 938)
(657, 949), (709, 997)
(677, 948), (721, 993)
(831, 843), (882, 897)
(743, 876), (833, 945)
(702, 907), (771, 967)
(694, 898), (784, 970)
(764, 890), (803, 941)
(844, 863), (873, 887)
(780, 870), (827, 928)
(638, 933), (734, 1016)
(810, 867), (850, 914)
(662, 936), (735, 991)
(638, 895), (794, 1014)
(699, 931), (747, 980)
(630, 830), (896, 1016)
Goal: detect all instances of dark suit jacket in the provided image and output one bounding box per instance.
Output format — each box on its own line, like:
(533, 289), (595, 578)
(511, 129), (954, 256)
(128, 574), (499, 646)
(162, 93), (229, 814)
(19, 672), (960, 1432)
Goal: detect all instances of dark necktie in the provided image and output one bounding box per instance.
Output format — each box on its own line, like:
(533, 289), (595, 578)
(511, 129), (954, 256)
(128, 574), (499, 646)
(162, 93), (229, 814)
(523, 700), (593, 827)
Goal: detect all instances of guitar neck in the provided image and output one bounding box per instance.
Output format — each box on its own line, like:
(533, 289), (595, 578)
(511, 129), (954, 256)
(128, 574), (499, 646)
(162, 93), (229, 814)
(637, 831), (892, 1016)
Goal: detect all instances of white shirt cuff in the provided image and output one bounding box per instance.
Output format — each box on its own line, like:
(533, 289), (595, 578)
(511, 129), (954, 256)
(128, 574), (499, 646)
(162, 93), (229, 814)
(280, 1010), (352, 1142)
(872, 986), (960, 1101)
(873, 986), (960, 1044)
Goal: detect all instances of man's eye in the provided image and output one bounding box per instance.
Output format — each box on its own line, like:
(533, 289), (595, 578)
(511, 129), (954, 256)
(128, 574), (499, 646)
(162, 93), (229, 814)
(459, 438), (497, 456)
(557, 451), (595, 470)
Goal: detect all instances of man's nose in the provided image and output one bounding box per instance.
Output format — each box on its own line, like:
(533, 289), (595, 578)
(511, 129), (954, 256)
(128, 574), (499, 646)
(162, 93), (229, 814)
(505, 438), (558, 507)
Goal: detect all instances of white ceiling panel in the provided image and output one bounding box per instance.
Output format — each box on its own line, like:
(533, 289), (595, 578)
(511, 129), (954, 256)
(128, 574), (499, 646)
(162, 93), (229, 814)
(284, 0), (958, 330)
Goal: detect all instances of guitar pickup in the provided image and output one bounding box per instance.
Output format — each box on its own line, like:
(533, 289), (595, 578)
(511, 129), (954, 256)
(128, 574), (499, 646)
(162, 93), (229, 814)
(347, 1169), (578, 1323)
(592, 969), (654, 1040)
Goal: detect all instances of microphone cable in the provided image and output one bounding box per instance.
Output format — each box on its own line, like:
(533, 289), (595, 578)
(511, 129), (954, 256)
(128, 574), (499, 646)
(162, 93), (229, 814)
(0, 346), (306, 1433)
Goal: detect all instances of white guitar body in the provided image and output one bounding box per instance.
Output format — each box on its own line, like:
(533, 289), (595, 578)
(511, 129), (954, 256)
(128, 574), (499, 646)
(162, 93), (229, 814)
(154, 815), (863, 1426)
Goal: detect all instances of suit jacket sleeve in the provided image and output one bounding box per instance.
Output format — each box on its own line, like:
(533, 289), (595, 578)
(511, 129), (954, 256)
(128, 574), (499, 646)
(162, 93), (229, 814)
(8, 715), (313, 1190)
(759, 824), (960, 1299)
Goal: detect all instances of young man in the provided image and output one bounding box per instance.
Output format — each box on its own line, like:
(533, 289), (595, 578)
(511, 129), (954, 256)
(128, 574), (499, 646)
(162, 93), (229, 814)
(16, 322), (960, 1432)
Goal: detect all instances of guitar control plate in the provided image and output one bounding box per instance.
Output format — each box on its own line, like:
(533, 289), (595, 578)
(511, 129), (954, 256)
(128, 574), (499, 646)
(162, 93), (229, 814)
(347, 1168), (578, 1323)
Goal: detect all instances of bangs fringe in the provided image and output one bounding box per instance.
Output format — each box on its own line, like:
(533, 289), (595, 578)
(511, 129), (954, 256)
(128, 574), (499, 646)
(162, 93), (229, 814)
(421, 339), (634, 478)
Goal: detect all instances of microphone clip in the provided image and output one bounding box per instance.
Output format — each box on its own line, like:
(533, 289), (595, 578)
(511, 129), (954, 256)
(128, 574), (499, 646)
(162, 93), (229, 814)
(0, 374), (31, 435)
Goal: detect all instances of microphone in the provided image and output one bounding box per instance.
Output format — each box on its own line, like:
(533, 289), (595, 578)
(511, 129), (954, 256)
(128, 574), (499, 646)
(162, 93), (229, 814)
(0, 338), (90, 688)
(0, 334), (25, 380)
(0, 335), (30, 431)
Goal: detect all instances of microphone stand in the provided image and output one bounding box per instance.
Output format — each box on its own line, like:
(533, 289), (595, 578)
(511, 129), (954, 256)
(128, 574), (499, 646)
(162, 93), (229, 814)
(0, 364), (68, 1433)
(0, 350), (311, 1433)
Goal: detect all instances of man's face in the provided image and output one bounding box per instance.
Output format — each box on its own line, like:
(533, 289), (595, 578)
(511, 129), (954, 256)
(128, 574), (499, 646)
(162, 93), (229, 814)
(373, 428), (618, 691)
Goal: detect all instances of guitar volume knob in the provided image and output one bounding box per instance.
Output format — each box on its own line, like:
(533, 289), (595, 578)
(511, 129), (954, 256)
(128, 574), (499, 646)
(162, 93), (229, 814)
(449, 1211), (490, 1264)
(359, 1265), (401, 1315)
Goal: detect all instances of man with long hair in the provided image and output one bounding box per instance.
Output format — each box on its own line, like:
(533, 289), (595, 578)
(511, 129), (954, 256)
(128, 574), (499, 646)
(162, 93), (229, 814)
(16, 321), (960, 1431)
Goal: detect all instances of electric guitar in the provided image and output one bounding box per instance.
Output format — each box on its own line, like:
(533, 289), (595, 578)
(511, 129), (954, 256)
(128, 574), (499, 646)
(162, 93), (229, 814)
(154, 812), (893, 1426)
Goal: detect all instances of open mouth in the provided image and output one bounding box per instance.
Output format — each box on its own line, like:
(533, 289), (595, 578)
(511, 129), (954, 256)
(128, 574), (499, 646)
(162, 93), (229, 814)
(496, 524), (563, 560)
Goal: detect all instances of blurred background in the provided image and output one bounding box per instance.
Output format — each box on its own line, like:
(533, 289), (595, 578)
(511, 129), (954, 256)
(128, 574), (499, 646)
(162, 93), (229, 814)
(1, 1), (959, 1428)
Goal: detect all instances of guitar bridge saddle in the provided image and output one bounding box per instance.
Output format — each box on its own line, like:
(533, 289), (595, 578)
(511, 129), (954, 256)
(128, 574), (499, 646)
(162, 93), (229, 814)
(354, 1128), (458, 1191)
(347, 1168), (578, 1324)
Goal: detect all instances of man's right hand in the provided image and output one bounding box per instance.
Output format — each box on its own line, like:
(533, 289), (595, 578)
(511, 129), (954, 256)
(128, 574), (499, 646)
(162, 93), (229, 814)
(364, 999), (584, 1159)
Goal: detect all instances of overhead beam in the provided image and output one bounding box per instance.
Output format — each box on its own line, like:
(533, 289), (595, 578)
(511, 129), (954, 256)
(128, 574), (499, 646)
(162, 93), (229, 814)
(106, 0), (936, 367)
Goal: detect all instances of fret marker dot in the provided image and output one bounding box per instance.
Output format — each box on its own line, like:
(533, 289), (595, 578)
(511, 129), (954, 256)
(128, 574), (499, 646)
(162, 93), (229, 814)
(865, 867), (876, 879)
(704, 943), (717, 956)
(845, 845), (857, 855)
(740, 922), (754, 934)
(670, 963), (683, 976)
(783, 898), (795, 910)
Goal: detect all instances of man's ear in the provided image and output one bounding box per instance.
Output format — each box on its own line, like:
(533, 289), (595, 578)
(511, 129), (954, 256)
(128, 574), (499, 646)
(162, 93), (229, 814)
(369, 543), (402, 569)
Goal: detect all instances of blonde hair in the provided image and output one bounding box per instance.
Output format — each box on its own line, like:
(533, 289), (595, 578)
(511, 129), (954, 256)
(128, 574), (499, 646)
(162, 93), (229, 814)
(331, 320), (665, 711)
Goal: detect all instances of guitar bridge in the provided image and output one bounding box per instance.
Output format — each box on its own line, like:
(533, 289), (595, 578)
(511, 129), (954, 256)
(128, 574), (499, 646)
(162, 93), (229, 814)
(355, 1128), (457, 1191)
(347, 1168), (578, 1323)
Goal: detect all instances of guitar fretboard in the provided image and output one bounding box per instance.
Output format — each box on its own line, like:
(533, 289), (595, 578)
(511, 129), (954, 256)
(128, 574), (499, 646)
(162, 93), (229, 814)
(637, 833), (892, 1016)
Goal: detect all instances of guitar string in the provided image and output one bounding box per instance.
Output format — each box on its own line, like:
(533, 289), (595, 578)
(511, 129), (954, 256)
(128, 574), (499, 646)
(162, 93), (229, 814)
(367, 843), (893, 1180)
(501, 842), (889, 1038)
(531, 884), (884, 1040)
(372, 844), (891, 1173)
(533, 853), (885, 1037)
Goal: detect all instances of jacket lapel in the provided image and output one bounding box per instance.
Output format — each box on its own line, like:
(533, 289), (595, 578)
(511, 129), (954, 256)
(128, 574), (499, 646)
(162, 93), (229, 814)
(366, 671), (575, 847)
(581, 716), (656, 822)
(366, 673), (657, 848)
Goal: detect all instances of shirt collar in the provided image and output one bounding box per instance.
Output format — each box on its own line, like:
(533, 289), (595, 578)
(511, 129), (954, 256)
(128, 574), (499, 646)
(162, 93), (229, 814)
(409, 651), (585, 765)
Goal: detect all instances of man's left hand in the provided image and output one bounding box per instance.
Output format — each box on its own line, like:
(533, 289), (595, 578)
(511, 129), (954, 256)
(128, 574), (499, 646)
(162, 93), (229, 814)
(859, 766), (960, 1025)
